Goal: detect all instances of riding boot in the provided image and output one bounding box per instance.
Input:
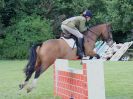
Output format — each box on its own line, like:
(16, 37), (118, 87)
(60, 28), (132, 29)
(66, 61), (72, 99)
(77, 38), (84, 59)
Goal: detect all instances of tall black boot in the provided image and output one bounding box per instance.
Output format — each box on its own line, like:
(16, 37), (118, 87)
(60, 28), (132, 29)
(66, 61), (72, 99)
(77, 38), (84, 59)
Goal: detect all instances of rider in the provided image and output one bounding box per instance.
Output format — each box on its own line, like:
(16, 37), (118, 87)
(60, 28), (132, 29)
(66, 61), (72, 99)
(61, 10), (92, 59)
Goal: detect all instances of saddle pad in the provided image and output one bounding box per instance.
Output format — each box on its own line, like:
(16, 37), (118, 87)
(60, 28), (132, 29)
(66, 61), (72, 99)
(60, 37), (77, 48)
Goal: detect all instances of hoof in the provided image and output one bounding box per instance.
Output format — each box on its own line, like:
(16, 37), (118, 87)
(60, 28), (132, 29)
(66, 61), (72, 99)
(96, 54), (100, 59)
(19, 84), (24, 90)
(27, 87), (33, 93)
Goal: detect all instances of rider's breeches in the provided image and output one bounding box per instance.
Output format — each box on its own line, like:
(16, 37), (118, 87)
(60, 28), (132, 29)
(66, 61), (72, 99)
(61, 24), (83, 38)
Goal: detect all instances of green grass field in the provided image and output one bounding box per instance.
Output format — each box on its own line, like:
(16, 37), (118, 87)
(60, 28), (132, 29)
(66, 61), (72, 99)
(0, 60), (133, 99)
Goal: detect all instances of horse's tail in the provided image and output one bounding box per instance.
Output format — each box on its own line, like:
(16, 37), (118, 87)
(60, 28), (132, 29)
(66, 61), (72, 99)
(24, 43), (43, 76)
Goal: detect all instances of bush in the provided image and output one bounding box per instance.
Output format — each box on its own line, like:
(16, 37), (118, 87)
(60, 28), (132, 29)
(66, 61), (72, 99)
(0, 15), (54, 59)
(105, 0), (133, 31)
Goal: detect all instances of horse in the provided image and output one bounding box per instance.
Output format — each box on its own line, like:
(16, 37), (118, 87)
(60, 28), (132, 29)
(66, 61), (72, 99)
(19, 23), (113, 93)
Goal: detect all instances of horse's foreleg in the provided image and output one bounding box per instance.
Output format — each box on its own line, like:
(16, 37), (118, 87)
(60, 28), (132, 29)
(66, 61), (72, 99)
(86, 50), (100, 59)
(95, 54), (100, 59)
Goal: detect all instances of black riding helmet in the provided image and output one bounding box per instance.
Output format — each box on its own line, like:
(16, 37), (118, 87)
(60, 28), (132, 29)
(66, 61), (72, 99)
(83, 10), (92, 18)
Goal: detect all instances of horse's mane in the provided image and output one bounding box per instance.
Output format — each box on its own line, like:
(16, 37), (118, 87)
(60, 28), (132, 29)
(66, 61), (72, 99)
(89, 23), (110, 29)
(83, 23), (111, 38)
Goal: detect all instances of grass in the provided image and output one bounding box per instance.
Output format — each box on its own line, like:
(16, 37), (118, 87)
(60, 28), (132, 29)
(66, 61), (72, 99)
(0, 60), (55, 99)
(0, 60), (133, 99)
(105, 61), (133, 99)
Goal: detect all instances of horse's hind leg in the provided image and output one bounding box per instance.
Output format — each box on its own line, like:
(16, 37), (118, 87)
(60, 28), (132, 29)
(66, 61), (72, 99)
(26, 62), (51, 93)
(19, 57), (39, 90)
(19, 69), (35, 90)
(26, 65), (42, 93)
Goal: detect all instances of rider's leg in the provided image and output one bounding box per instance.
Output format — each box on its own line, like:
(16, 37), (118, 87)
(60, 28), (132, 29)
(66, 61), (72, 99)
(77, 37), (84, 58)
(61, 25), (84, 58)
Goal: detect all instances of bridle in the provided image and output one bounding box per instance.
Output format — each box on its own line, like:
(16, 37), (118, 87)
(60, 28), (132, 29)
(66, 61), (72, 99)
(105, 24), (113, 42)
(86, 29), (101, 42)
(87, 24), (113, 42)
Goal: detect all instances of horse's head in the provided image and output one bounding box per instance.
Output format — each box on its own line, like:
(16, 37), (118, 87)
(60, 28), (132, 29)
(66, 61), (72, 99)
(85, 23), (114, 47)
(101, 23), (114, 47)
(83, 23), (114, 58)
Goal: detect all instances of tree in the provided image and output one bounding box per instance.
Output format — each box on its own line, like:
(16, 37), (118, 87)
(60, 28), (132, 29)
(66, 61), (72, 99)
(0, 15), (54, 59)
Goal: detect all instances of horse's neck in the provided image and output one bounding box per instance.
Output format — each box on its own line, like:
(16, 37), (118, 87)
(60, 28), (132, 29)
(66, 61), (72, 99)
(90, 26), (101, 35)
(85, 29), (98, 42)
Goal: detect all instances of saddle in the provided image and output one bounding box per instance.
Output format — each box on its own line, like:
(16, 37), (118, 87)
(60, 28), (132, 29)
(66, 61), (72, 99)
(61, 32), (85, 57)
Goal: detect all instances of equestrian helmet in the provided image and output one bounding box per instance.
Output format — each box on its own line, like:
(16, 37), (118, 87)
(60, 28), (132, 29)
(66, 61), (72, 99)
(83, 10), (92, 18)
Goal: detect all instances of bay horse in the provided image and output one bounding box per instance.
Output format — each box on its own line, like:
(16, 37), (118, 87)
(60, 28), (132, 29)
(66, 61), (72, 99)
(19, 23), (113, 93)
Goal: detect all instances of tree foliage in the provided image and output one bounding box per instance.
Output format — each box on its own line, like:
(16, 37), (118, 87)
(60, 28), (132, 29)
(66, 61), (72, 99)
(105, 0), (133, 31)
(0, 0), (133, 59)
(0, 15), (53, 59)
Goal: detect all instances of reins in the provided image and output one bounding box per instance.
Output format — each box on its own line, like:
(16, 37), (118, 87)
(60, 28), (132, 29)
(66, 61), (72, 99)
(86, 28), (99, 42)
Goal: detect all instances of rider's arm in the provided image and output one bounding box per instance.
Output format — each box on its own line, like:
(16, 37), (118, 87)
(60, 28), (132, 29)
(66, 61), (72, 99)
(79, 19), (87, 32)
